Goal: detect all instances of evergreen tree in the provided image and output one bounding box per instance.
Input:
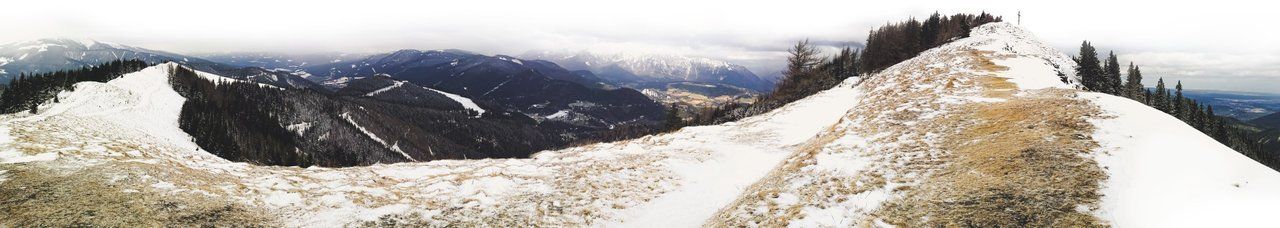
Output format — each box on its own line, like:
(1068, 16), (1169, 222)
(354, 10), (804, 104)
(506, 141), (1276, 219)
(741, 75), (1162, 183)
(1175, 81), (1184, 119)
(1206, 105), (1218, 137)
(921, 13), (942, 47)
(663, 104), (683, 131)
(1103, 52), (1122, 95)
(826, 47), (861, 79)
(1075, 41), (1104, 92)
(1154, 78), (1167, 112)
(1144, 89), (1153, 105)
(785, 39), (823, 78)
(1124, 63), (1144, 99)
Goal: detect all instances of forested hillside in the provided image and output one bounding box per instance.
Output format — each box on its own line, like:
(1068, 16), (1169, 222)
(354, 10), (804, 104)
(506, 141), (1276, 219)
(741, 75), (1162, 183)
(168, 65), (565, 167)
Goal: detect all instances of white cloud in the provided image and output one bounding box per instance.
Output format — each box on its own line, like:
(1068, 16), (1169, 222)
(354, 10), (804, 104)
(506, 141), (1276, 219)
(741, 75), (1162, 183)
(1121, 52), (1280, 93)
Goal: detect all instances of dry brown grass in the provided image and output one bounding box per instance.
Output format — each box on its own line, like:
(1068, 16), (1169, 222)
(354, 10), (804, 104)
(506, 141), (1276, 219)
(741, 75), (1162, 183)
(0, 164), (276, 227)
(873, 68), (1107, 226)
(705, 46), (1108, 227)
(875, 88), (1106, 227)
(0, 116), (278, 227)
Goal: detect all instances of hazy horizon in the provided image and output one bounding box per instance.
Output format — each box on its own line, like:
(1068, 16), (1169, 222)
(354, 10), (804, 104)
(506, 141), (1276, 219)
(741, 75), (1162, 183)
(2, 0), (1275, 93)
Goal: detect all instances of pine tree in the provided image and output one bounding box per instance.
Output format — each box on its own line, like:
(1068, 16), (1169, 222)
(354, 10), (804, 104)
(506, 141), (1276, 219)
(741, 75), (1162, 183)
(1175, 81), (1184, 119)
(828, 47), (860, 79)
(1154, 78), (1167, 112)
(1206, 105), (1218, 138)
(1124, 63), (1144, 99)
(784, 39), (823, 78)
(1075, 41), (1104, 92)
(921, 13), (942, 48)
(663, 104), (683, 131)
(1144, 89), (1153, 105)
(1103, 52), (1123, 95)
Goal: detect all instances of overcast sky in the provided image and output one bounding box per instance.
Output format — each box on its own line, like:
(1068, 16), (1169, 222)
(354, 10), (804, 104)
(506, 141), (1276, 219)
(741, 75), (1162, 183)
(2, 0), (1275, 93)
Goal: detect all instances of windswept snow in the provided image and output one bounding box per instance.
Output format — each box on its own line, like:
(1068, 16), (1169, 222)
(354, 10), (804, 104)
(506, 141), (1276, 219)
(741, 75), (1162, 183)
(1085, 92), (1280, 227)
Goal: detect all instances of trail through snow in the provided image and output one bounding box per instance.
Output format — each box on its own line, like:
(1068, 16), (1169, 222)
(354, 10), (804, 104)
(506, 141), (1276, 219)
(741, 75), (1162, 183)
(608, 78), (863, 226)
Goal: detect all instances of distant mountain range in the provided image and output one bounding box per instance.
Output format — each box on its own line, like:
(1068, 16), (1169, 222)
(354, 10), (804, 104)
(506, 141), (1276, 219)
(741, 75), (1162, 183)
(0, 39), (772, 135)
(0, 39), (321, 89)
(522, 50), (772, 92)
(196, 52), (367, 74)
(302, 49), (664, 132)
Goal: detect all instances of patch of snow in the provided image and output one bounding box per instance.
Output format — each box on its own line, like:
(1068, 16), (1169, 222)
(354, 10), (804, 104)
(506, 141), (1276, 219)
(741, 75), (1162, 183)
(151, 181), (176, 189)
(286, 122), (311, 136)
(967, 22), (1081, 89)
(365, 81), (405, 97)
(424, 87), (485, 117)
(544, 110), (570, 119)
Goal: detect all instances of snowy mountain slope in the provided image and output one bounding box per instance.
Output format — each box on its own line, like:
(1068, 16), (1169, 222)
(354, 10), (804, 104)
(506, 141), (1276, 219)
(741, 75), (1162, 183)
(0, 39), (201, 80)
(706, 22), (1280, 227)
(0, 61), (864, 226)
(1087, 92), (1280, 227)
(3, 22), (1280, 227)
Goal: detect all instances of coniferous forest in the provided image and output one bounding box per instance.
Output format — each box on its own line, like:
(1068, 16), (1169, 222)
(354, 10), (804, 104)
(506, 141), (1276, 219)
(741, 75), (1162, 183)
(1073, 42), (1273, 170)
(0, 60), (149, 114)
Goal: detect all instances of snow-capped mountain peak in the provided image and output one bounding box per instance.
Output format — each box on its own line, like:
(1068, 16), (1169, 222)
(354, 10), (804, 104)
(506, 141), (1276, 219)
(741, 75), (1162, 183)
(522, 50), (772, 91)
